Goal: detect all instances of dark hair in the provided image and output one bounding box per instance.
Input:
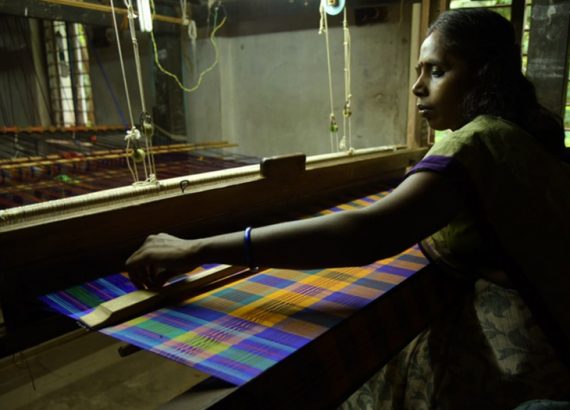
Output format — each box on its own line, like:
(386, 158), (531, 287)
(429, 8), (565, 155)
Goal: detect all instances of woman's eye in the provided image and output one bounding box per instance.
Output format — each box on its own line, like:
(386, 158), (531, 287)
(431, 68), (445, 78)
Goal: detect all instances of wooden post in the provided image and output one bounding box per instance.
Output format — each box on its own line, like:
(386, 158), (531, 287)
(406, 0), (428, 148)
(527, 0), (570, 119)
(511, 0), (526, 48)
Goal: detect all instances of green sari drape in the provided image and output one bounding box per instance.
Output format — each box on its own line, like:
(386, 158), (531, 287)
(410, 114), (570, 362)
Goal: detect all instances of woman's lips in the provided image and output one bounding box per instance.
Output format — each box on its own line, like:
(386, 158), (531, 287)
(417, 104), (433, 117)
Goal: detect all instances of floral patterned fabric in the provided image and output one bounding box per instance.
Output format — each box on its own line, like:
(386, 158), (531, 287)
(340, 280), (570, 410)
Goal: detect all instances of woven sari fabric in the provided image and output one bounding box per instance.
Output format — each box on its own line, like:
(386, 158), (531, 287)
(41, 191), (429, 386)
(408, 115), (570, 354)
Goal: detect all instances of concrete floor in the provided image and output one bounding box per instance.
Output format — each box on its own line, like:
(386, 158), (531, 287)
(0, 330), (213, 409)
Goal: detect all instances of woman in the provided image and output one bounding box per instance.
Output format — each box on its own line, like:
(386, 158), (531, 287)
(126, 8), (570, 408)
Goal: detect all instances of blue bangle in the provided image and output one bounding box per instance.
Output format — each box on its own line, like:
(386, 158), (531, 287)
(244, 227), (258, 272)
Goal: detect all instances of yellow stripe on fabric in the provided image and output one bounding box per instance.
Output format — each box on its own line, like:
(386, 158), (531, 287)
(167, 333), (230, 359)
(187, 282), (277, 313)
(230, 300), (298, 328)
(298, 276), (351, 295)
(352, 198), (374, 207)
(228, 272), (347, 327)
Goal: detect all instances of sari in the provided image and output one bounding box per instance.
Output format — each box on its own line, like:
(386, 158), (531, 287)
(340, 115), (570, 409)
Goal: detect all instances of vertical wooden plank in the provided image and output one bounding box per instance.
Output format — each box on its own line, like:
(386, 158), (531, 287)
(511, 0), (526, 47)
(407, 2), (423, 148)
(29, 18), (52, 126)
(527, 0), (570, 118)
(407, 0), (431, 148)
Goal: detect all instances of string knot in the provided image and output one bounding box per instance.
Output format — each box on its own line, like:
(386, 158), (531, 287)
(125, 127), (141, 142)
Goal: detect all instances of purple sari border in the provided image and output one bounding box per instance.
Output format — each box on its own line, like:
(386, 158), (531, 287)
(406, 155), (458, 177)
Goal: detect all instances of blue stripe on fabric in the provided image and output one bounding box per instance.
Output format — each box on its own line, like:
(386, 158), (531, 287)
(353, 277), (396, 292)
(174, 304), (227, 322)
(248, 273), (296, 289)
(397, 253), (428, 265)
(40, 294), (79, 316)
(255, 326), (311, 349)
(104, 274), (135, 293)
(98, 277), (132, 298)
(376, 264), (416, 278)
(214, 288), (262, 305)
(230, 336), (294, 362)
(322, 291), (370, 309)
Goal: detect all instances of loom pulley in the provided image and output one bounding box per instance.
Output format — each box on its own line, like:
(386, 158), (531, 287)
(322, 0), (346, 16)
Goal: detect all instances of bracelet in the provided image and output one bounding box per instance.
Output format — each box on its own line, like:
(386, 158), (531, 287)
(243, 226), (259, 272)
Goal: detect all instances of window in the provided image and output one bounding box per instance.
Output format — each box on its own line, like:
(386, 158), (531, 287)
(44, 20), (94, 127)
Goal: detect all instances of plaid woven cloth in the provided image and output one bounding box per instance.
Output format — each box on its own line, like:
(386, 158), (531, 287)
(41, 191), (429, 386)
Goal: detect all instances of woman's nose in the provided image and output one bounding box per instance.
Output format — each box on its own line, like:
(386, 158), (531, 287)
(411, 76), (427, 97)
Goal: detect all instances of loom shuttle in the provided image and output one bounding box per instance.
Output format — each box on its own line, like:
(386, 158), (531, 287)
(78, 264), (250, 330)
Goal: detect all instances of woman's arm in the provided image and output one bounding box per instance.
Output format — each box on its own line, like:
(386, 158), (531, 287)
(126, 172), (464, 289)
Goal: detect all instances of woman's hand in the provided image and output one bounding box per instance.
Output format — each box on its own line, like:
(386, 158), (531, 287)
(125, 233), (200, 289)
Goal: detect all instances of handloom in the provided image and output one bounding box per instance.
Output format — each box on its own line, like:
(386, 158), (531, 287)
(41, 191), (457, 396)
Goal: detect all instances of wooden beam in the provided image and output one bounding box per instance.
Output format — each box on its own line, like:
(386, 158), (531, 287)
(527, 0), (570, 118)
(0, 149), (426, 278)
(0, 0), (183, 28)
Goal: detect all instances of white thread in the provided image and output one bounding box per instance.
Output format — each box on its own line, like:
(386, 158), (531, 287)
(319, 4), (338, 153)
(180, 0), (189, 25)
(341, 7), (353, 152)
(109, 0), (138, 183)
(124, 0), (158, 182)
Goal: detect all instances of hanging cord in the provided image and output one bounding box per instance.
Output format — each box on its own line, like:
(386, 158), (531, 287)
(319, 4), (339, 153)
(109, 0), (135, 126)
(109, 0), (139, 183)
(149, 0), (227, 94)
(180, 0), (198, 74)
(124, 0), (158, 183)
(340, 7), (353, 153)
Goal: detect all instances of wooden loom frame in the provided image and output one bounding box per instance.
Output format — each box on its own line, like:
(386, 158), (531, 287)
(0, 1), (446, 407)
(0, 0), (444, 360)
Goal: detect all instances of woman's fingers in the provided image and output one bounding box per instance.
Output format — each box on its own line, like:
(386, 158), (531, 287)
(125, 233), (197, 289)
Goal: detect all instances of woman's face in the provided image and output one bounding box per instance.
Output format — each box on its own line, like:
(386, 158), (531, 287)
(412, 31), (473, 131)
